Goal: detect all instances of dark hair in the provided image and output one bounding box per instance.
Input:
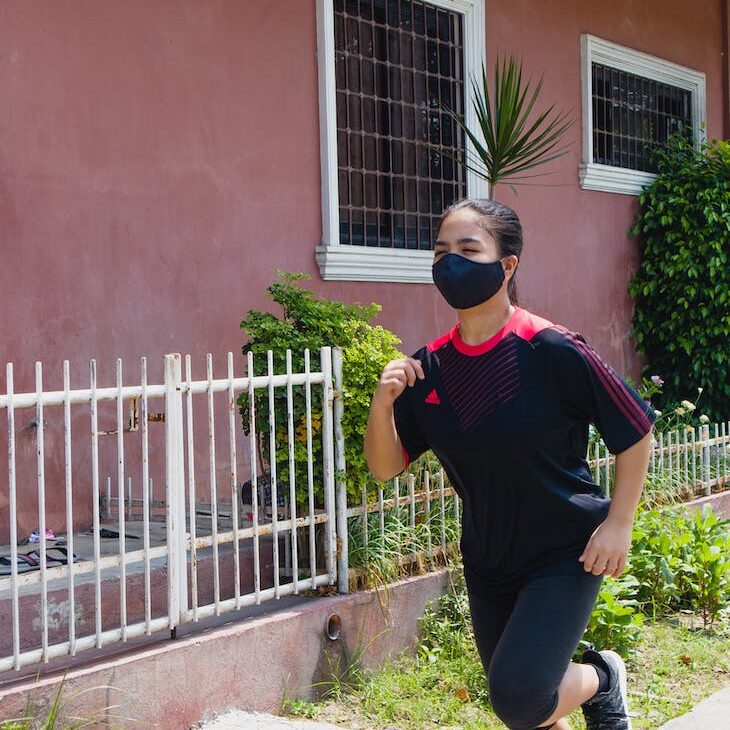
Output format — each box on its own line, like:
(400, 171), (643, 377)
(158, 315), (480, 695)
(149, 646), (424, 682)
(437, 198), (523, 305)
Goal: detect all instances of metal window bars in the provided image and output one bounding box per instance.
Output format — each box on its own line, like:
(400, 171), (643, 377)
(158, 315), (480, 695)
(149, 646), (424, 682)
(334, 0), (467, 249)
(591, 62), (693, 173)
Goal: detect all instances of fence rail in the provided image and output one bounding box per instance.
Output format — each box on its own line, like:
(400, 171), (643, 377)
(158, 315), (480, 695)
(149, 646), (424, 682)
(1, 349), (340, 673)
(587, 423), (730, 499)
(343, 418), (730, 588)
(1, 345), (728, 675)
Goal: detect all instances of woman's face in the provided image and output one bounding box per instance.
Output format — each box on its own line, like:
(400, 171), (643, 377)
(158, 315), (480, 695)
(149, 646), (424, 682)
(434, 209), (501, 264)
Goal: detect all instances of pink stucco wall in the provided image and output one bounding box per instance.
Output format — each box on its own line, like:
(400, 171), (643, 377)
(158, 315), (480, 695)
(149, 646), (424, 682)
(0, 1), (726, 536)
(1, 0), (725, 380)
(484, 0), (726, 373)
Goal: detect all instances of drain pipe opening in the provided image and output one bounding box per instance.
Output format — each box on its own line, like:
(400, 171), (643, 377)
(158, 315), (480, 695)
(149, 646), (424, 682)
(326, 612), (342, 641)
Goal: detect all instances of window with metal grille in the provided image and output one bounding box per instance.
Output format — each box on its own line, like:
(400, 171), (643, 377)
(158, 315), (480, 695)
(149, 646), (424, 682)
(334, 0), (466, 250)
(592, 63), (694, 173)
(580, 35), (705, 196)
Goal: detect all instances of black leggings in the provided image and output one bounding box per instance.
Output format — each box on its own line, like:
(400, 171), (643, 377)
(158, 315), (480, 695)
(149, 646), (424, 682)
(468, 571), (603, 730)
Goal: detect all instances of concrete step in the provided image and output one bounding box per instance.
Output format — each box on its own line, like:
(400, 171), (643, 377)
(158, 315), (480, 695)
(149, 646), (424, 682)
(197, 710), (345, 729)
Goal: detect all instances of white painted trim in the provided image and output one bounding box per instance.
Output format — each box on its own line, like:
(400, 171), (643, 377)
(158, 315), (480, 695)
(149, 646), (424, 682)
(316, 0), (340, 255)
(315, 0), (486, 282)
(579, 163), (656, 196)
(580, 34), (707, 196)
(315, 245), (435, 283)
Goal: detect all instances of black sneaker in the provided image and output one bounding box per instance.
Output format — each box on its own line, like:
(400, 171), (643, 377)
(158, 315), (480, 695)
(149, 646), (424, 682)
(581, 648), (632, 729)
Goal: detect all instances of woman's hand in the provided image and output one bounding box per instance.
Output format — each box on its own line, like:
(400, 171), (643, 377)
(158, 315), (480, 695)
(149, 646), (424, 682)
(372, 357), (425, 407)
(364, 357), (425, 482)
(579, 517), (633, 578)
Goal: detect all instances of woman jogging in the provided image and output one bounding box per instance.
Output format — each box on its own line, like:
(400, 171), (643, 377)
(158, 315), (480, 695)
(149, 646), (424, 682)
(364, 198), (655, 730)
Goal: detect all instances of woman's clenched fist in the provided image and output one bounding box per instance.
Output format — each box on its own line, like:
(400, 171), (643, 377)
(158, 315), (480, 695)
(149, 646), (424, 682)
(372, 357), (425, 407)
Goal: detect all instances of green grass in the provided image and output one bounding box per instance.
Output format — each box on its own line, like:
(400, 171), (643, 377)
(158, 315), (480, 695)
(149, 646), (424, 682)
(0, 677), (125, 729)
(283, 604), (730, 730)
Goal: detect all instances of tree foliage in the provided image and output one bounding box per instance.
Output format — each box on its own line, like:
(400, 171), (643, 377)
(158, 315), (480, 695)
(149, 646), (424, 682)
(628, 134), (730, 421)
(238, 272), (402, 507)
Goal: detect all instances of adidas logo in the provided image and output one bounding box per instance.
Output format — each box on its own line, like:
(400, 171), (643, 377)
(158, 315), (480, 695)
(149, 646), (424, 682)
(424, 389), (440, 405)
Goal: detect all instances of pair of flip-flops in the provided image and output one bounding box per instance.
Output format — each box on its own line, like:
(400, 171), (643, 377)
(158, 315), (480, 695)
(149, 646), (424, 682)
(0, 547), (77, 576)
(0, 553), (40, 574)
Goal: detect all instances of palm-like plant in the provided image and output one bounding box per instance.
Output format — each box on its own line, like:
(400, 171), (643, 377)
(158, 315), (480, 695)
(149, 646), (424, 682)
(441, 54), (574, 197)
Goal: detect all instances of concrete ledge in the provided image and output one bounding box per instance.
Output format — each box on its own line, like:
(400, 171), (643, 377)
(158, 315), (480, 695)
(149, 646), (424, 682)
(0, 567), (455, 729)
(683, 490), (730, 518)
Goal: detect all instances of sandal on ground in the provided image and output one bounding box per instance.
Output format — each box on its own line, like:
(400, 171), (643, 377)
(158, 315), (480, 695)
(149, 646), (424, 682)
(26, 547), (77, 566)
(0, 553), (41, 575)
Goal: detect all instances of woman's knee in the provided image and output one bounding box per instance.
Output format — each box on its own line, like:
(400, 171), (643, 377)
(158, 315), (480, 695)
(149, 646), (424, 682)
(488, 667), (558, 730)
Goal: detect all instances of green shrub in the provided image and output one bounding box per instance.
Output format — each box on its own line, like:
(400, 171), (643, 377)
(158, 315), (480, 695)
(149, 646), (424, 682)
(676, 507), (730, 627)
(628, 506), (730, 627)
(238, 272), (402, 507)
(628, 133), (730, 422)
(580, 505), (730, 657)
(579, 575), (645, 659)
(629, 509), (689, 616)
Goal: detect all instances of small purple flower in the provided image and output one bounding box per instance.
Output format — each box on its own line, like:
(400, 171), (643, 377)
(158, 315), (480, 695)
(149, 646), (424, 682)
(650, 375), (664, 387)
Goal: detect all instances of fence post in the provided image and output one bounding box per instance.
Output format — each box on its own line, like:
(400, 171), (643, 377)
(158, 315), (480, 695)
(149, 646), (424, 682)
(702, 423), (711, 497)
(332, 347), (349, 594)
(165, 354), (188, 634)
(320, 347), (338, 586)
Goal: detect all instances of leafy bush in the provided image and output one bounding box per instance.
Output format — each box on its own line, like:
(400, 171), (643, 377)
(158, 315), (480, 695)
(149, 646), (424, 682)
(238, 272), (402, 507)
(629, 509), (689, 616)
(579, 505), (730, 657)
(579, 575), (645, 659)
(628, 506), (730, 627)
(677, 507), (730, 627)
(628, 133), (730, 422)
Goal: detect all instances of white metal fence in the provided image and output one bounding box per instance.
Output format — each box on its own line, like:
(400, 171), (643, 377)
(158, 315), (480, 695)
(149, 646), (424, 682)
(342, 421), (730, 585)
(1, 344), (728, 675)
(0, 348), (346, 673)
(588, 423), (730, 500)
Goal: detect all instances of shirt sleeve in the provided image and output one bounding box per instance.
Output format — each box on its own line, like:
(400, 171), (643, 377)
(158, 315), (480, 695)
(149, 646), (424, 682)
(554, 330), (657, 454)
(392, 387), (429, 470)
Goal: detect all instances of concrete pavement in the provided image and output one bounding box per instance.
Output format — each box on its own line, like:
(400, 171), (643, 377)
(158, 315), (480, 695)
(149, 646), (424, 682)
(658, 684), (730, 730)
(197, 710), (344, 729)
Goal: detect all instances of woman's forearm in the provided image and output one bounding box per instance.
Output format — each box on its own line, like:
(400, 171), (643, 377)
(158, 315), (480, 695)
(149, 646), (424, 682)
(606, 429), (653, 526)
(364, 395), (406, 481)
(580, 429), (654, 576)
(364, 357), (424, 482)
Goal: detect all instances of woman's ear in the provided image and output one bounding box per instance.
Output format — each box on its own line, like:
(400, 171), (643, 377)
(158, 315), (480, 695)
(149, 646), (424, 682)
(503, 255), (519, 278)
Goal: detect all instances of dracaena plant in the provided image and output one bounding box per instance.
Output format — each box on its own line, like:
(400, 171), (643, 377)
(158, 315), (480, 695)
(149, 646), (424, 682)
(440, 54), (574, 197)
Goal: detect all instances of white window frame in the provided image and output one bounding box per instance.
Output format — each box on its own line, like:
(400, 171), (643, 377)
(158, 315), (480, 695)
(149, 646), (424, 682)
(579, 34), (706, 196)
(315, 0), (487, 283)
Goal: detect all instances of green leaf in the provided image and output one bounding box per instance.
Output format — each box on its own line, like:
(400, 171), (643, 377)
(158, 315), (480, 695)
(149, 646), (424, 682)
(438, 54), (574, 196)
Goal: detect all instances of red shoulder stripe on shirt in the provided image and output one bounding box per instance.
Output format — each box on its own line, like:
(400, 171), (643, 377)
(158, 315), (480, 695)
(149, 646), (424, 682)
(426, 330), (453, 353)
(509, 307), (554, 340)
(556, 327), (651, 435)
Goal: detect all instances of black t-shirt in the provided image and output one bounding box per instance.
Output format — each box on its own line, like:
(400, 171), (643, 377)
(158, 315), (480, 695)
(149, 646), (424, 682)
(393, 306), (656, 596)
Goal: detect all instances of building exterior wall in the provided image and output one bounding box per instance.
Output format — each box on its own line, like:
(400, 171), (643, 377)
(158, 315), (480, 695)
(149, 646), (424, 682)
(484, 0), (726, 374)
(0, 1), (726, 535)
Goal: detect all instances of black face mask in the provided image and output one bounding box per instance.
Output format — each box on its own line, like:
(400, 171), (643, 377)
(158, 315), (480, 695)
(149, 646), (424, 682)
(432, 253), (506, 309)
